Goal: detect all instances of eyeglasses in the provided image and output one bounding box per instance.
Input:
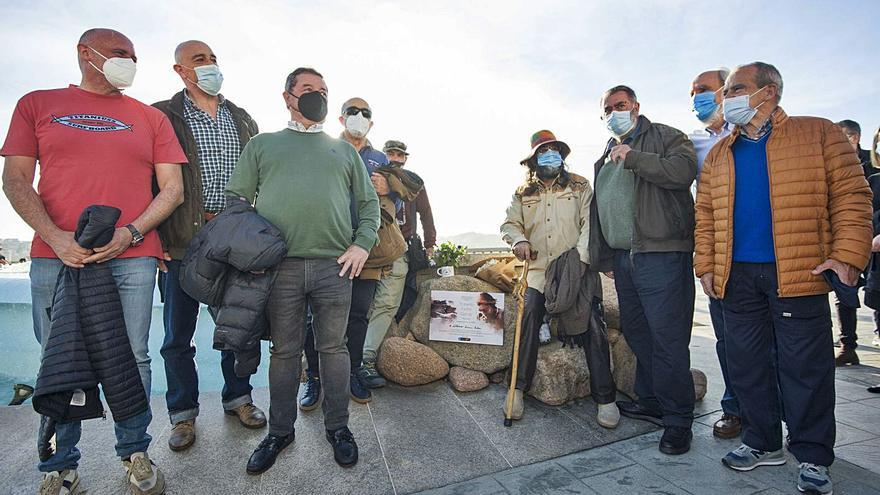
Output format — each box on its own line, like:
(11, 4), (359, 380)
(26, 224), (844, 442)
(344, 107), (372, 119)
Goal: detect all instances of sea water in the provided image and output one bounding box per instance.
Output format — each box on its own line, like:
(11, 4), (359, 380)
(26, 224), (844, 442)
(0, 266), (271, 405)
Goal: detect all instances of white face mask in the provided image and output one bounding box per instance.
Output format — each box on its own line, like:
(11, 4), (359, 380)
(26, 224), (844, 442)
(183, 64), (223, 96)
(88, 47), (136, 89)
(344, 113), (371, 138)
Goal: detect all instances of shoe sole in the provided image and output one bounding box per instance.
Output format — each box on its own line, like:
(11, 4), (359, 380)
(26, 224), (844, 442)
(620, 410), (664, 426)
(129, 467), (165, 495)
(298, 391), (324, 412)
(798, 486), (832, 494)
(598, 420), (619, 429)
(224, 410), (267, 430)
(350, 394), (372, 404)
(722, 457), (787, 471)
(659, 443), (691, 455)
(168, 438), (195, 452)
(713, 428), (742, 439)
(246, 439), (294, 476)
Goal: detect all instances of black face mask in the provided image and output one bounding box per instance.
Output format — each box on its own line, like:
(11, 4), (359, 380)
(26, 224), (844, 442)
(288, 90), (328, 122)
(536, 165), (561, 180)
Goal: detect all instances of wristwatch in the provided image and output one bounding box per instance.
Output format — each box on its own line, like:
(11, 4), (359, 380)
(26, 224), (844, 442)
(125, 224), (144, 247)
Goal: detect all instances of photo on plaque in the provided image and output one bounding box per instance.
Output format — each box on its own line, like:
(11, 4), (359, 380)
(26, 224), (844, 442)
(429, 290), (505, 346)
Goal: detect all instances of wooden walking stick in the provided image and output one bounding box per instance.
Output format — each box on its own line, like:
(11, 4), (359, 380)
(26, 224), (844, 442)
(504, 258), (529, 427)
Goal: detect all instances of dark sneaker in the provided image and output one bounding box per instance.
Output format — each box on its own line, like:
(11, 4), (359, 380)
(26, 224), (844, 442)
(350, 371), (372, 404)
(246, 432), (295, 475)
(358, 361), (386, 389)
(326, 426), (359, 467)
(299, 372), (323, 411)
(722, 443), (786, 471)
(834, 347), (859, 366)
(659, 426), (692, 455)
(798, 463), (833, 494)
(713, 413), (742, 439)
(868, 385), (880, 393)
(168, 419), (195, 451)
(225, 403), (267, 429)
(616, 401), (663, 426)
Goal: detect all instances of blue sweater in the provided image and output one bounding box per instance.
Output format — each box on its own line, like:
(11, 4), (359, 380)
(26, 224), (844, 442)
(732, 133), (775, 262)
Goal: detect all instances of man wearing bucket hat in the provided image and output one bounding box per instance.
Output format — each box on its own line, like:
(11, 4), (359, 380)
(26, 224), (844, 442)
(589, 85), (697, 455)
(501, 130), (618, 428)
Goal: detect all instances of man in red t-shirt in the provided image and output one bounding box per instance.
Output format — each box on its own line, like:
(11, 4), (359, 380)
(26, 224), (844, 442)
(1, 28), (185, 495)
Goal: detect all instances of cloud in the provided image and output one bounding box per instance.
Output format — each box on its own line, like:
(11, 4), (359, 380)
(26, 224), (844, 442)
(1, 0), (879, 244)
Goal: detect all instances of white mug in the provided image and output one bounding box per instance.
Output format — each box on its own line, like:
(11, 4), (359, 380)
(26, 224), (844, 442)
(437, 266), (455, 277)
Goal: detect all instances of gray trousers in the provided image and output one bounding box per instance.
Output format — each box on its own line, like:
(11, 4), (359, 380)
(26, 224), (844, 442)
(266, 258), (352, 436)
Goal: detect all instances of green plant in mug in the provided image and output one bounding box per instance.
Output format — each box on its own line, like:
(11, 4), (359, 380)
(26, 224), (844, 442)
(433, 241), (467, 267)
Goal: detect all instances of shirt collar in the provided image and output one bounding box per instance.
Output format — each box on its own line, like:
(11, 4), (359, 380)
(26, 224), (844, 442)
(183, 89), (226, 109)
(705, 121), (731, 137)
(287, 120), (323, 133)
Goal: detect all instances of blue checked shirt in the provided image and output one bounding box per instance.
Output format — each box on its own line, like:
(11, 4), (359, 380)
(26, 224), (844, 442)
(183, 92), (241, 213)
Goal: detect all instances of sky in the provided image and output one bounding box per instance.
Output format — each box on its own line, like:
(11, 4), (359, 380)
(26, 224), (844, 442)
(1, 0), (879, 243)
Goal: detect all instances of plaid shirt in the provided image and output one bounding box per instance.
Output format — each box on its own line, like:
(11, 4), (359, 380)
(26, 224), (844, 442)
(183, 92), (241, 212)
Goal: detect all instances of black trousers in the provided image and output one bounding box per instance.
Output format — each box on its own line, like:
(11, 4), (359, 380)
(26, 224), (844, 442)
(513, 288), (616, 405)
(306, 277), (378, 372)
(723, 262), (835, 466)
(613, 250), (696, 428)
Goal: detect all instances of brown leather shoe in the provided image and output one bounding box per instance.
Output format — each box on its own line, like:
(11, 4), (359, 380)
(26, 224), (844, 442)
(225, 403), (267, 429)
(168, 419), (195, 451)
(835, 347), (860, 366)
(713, 413), (741, 439)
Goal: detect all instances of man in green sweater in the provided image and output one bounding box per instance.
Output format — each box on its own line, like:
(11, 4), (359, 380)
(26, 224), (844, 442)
(225, 67), (380, 474)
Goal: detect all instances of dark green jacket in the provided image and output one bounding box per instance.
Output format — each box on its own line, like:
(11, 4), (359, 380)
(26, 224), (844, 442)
(152, 91), (259, 260)
(589, 115), (697, 272)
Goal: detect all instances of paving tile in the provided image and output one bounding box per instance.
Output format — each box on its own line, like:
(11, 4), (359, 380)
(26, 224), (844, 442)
(418, 476), (509, 495)
(554, 445), (634, 479)
(836, 378), (880, 402)
(858, 397), (880, 409)
(454, 384), (613, 468)
(607, 430), (663, 455)
(580, 464), (689, 495)
(494, 463), (594, 494)
(369, 382), (508, 494)
(624, 442), (767, 495)
(835, 479), (880, 495)
(836, 437), (880, 473)
(835, 401), (880, 433)
(836, 421), (879, 447)
(688, 421), (744, 461)
(556, 397), (659, 447)
(258, 394), (393, 495)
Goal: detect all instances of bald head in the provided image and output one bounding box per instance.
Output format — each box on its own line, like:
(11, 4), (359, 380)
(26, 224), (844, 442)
(341, 97), (370, 115)
(76, 28), (136, 90)
(174, 40), (214, 65)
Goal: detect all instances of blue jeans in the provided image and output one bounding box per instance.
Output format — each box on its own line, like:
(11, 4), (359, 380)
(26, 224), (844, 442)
(613, 250), (696, 428)
(159, 260), (253, 424)
(30, 257), (155, 472)
(709, 298), (740, 417)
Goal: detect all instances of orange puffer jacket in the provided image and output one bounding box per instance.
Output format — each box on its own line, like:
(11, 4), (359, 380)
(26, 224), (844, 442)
(694, 108), (873, 298)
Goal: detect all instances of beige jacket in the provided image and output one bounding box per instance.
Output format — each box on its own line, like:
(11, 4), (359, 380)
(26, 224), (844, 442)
(501, 173), (592, 292)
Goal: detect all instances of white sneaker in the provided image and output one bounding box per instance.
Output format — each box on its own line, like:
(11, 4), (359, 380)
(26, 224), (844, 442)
(597, 402), (620, 429)
(123, 452), (165, 494)
(39, 469), (81, 495)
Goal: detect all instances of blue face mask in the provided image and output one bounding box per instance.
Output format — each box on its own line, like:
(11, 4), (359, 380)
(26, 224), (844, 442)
(536, 150), (563, 168)
(606, 110), (635, 137)
(692, 91), (719, 123)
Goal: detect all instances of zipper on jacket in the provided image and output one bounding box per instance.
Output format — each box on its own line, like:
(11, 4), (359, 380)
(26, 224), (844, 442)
(763, 136), (783, 297)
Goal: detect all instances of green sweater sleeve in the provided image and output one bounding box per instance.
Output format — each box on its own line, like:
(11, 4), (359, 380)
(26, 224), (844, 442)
(350, 151), (380, 251)
(225, 137), (260, 203)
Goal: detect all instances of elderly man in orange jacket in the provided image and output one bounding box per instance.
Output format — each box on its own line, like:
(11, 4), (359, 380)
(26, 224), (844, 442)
(695, 61), (872, 495)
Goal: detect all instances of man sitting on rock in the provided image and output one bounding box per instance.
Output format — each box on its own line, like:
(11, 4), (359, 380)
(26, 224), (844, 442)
(500, 130), (619, 428)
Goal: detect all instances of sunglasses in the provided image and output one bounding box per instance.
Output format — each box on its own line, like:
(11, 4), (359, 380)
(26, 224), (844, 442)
(344, 107), (372, 119)
(537, 143), (561, 154)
